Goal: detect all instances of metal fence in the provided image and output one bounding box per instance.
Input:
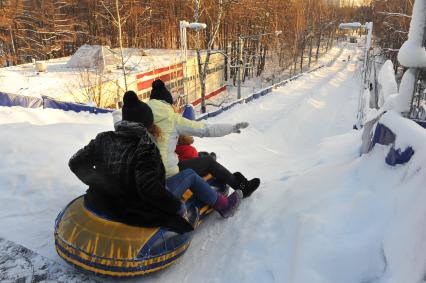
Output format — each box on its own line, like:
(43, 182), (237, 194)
(409, 69), (426, 124)
(196, 65), (324, 121)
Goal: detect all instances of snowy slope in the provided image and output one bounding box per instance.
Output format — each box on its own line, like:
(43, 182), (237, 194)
(0, 43), (425, 283)
(0, 238), (97, 283)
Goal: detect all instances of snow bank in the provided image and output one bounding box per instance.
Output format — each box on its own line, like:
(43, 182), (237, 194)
(380, 110), (426, 162)
(0, 106), (112, 262)
(381, 67), (416, 113)
(0, 238), (95, 282)
(378, 60), (398, 107)
(376, 111), (426, 283)
(65, 44), (120, 70)
(189, 45), (425, 283)
(0, 105), (111, 125)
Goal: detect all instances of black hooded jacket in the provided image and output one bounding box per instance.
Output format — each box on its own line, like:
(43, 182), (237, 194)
(68, 120), (193, 233)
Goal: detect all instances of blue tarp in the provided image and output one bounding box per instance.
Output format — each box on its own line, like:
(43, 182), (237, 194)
(371, 123), (395, 147)
(42, 96), (113, 114)
(0, 92), (43, 108)
(245, 88), (270, 103)
(371, 123), (415, 166)
(182, 104), (196, 120)
(385, 146), (415, 166)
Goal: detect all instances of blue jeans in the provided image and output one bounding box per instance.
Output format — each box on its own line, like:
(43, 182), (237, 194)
(166, 169), (218, 206)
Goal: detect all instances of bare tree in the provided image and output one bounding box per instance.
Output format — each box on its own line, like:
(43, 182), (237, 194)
(192, 0), (236, 113)
(99, 0), (130, 91)
(373, 0), (412, 69)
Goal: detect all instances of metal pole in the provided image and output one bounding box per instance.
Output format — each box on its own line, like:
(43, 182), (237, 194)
(363, 22), (373, 85)
(180, 21), (189, 104)
(362, 26), (369, 86)
(184, 25), (188, 104)
(237, 36), (243, 99)
(356, 22), (373, 128)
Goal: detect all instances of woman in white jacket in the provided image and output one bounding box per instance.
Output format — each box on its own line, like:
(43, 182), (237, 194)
(113, 80), (260, 198)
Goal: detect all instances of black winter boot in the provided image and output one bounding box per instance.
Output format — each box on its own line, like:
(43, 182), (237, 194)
(233, 172), (260, 198)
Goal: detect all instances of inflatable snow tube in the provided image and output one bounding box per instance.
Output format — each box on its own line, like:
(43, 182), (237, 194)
(54, 178), (228, 278)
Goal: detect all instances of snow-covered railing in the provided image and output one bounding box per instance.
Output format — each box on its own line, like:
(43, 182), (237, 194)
(196, 65), (325, 121)
(361, 0), (426, 166)
(393, 0), (426, 115)
(369, 0), (426, 129)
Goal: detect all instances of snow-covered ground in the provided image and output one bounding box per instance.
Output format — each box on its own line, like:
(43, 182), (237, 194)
(1, 42), (426, 283)
(0, 238), (96, 282)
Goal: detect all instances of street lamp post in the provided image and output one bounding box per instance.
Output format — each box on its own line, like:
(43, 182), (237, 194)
(358, 22), (373, 129)
(179, 20), (207, 105)
(237, 30), (282, 99)
(362, 22), (373, 86)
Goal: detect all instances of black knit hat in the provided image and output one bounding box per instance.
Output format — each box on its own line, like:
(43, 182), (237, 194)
(122, 91), (153, 128)
(150, 79), (173, 105)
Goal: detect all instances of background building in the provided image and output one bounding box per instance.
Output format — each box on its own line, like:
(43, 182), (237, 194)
(0, 46), (226, 109)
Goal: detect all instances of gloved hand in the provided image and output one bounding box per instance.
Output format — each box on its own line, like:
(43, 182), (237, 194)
(233, 122), (249, 133)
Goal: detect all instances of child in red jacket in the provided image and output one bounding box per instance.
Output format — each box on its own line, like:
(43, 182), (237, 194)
(176, 135), (216, 162)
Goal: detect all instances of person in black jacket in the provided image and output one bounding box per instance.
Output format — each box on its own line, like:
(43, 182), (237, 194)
(69, 91), (242, 234)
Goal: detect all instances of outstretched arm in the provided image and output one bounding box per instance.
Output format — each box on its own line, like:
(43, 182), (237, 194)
(175, 114), (249, 137)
